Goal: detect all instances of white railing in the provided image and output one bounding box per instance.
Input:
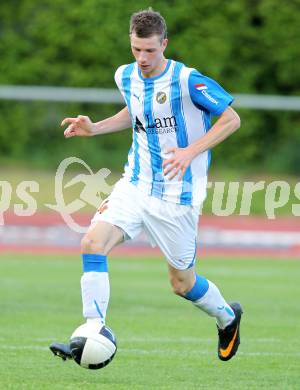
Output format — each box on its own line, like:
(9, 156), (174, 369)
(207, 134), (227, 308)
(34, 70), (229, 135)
(0, 85), (299, 110)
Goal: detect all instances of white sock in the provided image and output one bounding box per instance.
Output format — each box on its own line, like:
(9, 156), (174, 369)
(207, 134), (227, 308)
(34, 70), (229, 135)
(81, 254), (109, 323)
(193, 280), (235, 329)
(81, 271), (110, 323)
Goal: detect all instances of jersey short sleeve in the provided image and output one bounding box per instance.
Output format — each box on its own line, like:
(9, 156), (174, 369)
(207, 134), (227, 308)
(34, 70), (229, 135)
(114, 65), (123, 90)
(188, 70), (234, 116)
(114, 65), (126, 100)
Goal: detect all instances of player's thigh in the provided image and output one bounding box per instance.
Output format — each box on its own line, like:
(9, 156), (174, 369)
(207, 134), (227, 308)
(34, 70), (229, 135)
(81, 221), (124, 255)
(92, 178), (143, 241)
(143, 200), (198, 270)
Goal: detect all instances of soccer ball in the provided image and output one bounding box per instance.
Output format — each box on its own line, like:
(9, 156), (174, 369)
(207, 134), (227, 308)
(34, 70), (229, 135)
(69, 322), (117, 369)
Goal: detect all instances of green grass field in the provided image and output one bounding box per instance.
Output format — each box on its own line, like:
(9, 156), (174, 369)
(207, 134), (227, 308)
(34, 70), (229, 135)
(1, 254), (299, 389)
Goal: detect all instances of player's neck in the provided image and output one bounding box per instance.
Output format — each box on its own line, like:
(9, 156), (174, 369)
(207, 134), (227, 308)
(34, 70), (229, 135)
(141, 58), (168, 79)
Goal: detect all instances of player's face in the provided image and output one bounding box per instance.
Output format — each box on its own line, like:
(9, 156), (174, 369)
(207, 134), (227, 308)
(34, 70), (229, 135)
(130, 33), (168, 78)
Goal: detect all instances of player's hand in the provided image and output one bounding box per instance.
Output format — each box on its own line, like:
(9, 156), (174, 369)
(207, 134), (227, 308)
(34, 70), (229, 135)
(61, 115), (95, 138)
(163, 147), (195, 180)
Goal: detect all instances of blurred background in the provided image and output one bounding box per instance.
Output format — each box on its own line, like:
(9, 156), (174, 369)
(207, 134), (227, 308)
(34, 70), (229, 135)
(0, 0), (299, 255)
(1, 4), (300, 387)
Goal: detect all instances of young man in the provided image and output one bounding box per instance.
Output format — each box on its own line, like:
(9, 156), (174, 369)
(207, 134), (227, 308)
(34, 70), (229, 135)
(50, 9), (242, 362)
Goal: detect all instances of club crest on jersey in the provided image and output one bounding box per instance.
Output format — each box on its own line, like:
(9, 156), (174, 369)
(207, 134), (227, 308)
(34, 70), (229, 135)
(156, 91), (167, 104)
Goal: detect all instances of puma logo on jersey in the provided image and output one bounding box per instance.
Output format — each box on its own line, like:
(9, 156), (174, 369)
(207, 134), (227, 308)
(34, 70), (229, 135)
(134, 117), (146, 133)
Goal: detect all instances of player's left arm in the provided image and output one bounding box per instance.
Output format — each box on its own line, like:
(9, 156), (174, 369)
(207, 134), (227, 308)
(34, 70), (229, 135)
(163, 71), (240, 180)
(163, 107), (240, 179)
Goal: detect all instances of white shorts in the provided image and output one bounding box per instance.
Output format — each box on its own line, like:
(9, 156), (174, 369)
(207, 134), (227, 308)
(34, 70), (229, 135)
(91, 178), (199, 270)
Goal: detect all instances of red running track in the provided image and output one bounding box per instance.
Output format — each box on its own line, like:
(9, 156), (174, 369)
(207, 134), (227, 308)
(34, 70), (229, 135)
(1, 212), (299, 258)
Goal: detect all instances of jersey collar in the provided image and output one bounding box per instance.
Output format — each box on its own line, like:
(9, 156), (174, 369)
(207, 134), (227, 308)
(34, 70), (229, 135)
(137, 59), (171, 82)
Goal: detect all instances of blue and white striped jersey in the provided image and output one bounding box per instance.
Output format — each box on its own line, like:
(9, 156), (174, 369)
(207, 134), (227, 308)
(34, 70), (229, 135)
(114, 60), (233, 206)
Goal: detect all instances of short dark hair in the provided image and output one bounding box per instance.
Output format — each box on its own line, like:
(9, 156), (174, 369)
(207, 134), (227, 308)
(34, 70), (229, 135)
(130, 8), (167, 41)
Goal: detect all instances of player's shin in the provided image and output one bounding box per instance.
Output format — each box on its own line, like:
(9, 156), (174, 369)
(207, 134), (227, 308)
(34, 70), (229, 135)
(184, 275), (235, 329)
(81, 254), (110, 324)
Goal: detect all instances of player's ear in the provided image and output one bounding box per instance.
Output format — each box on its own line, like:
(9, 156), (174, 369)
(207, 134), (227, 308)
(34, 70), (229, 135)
(161, 38), (168, 51)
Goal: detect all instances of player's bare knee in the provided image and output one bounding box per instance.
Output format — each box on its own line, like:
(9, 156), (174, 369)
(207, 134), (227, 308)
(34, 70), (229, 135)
(80, 234), (106, 255)
(170, 276), (190, 296)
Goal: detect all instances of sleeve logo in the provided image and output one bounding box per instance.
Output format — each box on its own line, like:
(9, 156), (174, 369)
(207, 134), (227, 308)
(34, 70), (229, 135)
(195, 83), (208, 91)
(195, 84), (218, 105)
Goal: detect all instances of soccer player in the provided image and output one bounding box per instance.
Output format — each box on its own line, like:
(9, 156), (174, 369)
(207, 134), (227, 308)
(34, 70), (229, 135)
(50, 9), (242, 362)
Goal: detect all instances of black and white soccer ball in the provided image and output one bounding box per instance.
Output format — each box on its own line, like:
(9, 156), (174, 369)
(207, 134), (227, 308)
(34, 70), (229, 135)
(69, 322), (117, 369)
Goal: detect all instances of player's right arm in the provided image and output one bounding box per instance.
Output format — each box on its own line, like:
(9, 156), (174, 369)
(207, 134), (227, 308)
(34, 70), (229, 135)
(61, 106), (131, 138)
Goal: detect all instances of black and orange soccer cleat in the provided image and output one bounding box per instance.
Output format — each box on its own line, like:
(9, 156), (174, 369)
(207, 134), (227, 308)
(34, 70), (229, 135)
(50, 342), (73, 361)
(217, 302), (243, 361)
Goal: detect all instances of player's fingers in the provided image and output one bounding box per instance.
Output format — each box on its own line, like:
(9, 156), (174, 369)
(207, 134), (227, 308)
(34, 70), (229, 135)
(64, 130), (73, 138)
(162, 157), (175, 168)
(77, 115), (89, 122)
(164, 147), (176, 155)
(61, 117), (78, 127)
(163, 165), (172, 175)
(163, 161), (177, 175)
(64, 125), (76, 137)
(168, 166), (181, 180)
